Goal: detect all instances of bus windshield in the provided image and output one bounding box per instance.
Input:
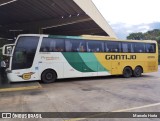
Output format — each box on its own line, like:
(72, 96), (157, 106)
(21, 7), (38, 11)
(12, 36), (39, 70)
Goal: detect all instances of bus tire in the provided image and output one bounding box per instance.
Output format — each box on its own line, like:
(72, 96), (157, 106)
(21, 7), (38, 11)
(41, 69), (57, 83)
(123, 67), (132, 78)
(133, 66), (142, 77)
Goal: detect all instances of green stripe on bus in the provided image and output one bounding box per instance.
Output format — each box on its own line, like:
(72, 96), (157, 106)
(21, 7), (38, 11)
(62, 53), (95, 72)
(79, 53), (108, 72)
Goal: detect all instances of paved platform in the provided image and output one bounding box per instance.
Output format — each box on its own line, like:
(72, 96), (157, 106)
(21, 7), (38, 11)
(0, 81), (42, 92)
(0, 73), (42, 92)
(0, 66), (160, 121)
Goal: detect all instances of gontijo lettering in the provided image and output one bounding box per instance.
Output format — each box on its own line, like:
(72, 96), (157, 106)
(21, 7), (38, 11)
(105, 55), (136, 60)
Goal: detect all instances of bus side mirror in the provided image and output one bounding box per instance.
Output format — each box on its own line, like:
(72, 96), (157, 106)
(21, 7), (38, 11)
(2, 44), (15, 56)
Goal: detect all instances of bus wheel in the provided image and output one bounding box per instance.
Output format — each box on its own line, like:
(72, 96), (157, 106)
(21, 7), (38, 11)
(123, 67), (132, 78)
(133, 66), (142, 77)
(41, 69), (57, 83)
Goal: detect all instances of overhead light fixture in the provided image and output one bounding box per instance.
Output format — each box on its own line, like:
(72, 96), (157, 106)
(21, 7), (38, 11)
(9, 29), (23, 32)
(0, 0), (17, 7)
(7, 39), (14, 41)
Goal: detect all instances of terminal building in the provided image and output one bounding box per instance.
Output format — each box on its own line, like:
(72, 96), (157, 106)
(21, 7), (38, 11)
(0, 0), (117, 39)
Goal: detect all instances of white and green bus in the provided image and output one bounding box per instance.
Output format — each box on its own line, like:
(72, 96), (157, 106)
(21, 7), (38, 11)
(3, 34), (158, 83)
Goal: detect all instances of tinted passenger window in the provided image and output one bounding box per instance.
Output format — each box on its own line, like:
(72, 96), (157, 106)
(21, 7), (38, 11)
(122, 42), (134, 53)
(105, 41), (121, 52)
(87, 41), (104, 52)
(65, 39), (86, 52)
(40, 38), (64, 52)
(134, 43), (145, 53)
(146, 43), (156, 53)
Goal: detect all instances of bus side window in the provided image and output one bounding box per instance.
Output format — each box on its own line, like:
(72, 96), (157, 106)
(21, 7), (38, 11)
(128, 43), (134, 53)
(122, 43), (134, 53)
(65, 40), (72, 52)
(146, 43), (155, 53)
(122, 43), (128, 52)
(87, 40), (104, 52)
(149, 46), (154, 53)
(54, 39), (65, 52)
(50, 41), (56, 52)
(106, 41), (121, 53)
(105, 42), (109, 52)
(40, 38), (50, 52)
(79, 41), (86, 52)
(40, 38), (65, 52)
(42, 47), (48, 52)
(134, 43), (145, 53)
(71, 40), (81, 52)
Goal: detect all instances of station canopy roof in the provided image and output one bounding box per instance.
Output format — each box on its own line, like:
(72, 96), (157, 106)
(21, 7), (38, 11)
(0, 0), (116, 39)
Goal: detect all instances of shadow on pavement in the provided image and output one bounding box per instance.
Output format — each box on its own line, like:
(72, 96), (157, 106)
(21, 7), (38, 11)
(0, 74), (10, 89)
(46, 74), (156, 84)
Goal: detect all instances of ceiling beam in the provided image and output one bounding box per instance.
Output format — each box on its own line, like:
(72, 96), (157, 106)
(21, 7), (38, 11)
(44, 27), (108, 36)
(0, 15), (91, 33)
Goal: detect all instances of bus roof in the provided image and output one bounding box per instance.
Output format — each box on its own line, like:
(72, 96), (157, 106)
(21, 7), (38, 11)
(49, 34), (116, 40)
(18, 34), (157, 43)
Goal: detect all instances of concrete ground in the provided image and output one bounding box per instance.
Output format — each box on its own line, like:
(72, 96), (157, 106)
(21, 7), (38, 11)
(0, 66), (160, 121)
